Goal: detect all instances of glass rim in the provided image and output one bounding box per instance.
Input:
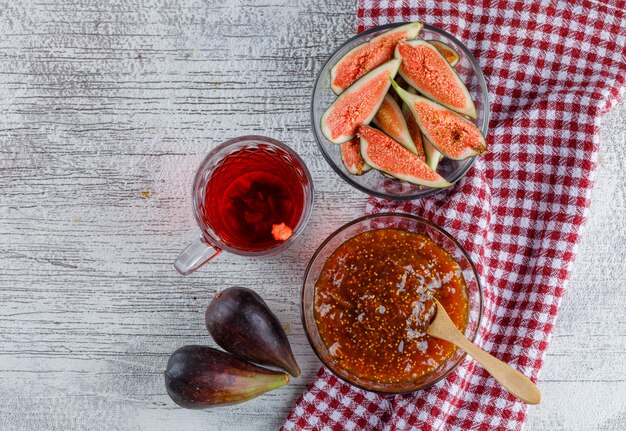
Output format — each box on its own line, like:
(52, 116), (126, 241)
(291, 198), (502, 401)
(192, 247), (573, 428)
(300, 212), (483, 394)
(192, 135), (314, 256)
(311, 22), (491, 200)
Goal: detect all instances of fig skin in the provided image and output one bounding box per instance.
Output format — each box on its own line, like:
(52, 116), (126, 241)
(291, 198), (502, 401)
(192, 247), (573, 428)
(395, 40), (476, 118)
(391, 78), (486, 160)
(358, 125), (451, 188)
(341, 138), (372, 175)
(330, 22), (422, 94)
(206, 286), (301, 377)
(426, 40), (460, 67)
(321, 59), (401, 144)
(164, 345), (289, 409)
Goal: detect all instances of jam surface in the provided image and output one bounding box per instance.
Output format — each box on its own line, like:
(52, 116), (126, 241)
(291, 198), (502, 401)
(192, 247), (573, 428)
(315, 228), (468, 384)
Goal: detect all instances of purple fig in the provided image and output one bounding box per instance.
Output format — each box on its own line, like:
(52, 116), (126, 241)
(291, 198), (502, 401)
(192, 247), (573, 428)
(205, 286), (301, 377)
(164, 345), (289, 409)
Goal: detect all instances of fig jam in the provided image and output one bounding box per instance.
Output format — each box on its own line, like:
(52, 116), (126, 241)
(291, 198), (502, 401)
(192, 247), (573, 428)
(314, 228), (468, 384)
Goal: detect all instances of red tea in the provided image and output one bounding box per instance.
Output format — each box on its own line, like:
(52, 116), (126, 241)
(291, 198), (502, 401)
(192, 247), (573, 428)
(203, 145), (307, 252)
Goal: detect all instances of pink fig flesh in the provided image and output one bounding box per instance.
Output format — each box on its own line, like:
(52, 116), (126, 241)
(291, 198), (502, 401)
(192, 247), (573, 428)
(373, 94), (420, 156)
(321, 59), (400, 144)
(400, 97), (426, 161)
(427, 40), (460, 67)
(403, 86), (440, 168)
(341, 138), (371, 175)
(359, 126), (451, 188)
(392, 80), (486, 160)
(395, 40), (476, 118)
(330, 22), (422, 94)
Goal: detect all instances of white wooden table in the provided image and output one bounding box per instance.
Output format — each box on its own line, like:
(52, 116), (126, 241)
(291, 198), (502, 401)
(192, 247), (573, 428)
(1, 1), (624, 430)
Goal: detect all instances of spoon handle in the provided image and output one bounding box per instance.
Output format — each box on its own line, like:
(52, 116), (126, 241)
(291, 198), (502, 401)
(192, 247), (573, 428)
(446, 332), (541, 404)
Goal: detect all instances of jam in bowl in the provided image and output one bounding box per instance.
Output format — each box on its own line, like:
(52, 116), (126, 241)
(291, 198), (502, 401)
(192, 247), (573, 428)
(301, 213), (482, 393)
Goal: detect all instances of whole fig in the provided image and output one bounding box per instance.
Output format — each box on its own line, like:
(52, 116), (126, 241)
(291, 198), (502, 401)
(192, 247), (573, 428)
(206, 286), (300, 377)
(164, 345), (289, 409)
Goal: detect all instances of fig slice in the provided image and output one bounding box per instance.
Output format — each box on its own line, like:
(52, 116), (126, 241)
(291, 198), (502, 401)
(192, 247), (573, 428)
(403, 86), (440, 169)
(164, 345), (289, 409)
(341, 137), (371, 175)
(373, 94), (422, 156)
(206, 286), (300, 377)
(424, 136), (444, 170)
(390, 74), (410, 105)
(392, 79), (486, 160)
(395, 40), (476, 118)
(321, 59), (400, 144)
(359, 125), (451, 188)
(330, 22), (422, 94)
(427, 40), (460, 67)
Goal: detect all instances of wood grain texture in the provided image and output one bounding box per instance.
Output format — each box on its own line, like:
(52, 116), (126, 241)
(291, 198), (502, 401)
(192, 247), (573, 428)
(0, 1), (624, 430)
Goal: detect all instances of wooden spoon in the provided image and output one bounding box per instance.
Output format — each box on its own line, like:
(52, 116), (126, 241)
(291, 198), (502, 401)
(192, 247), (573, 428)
(427, 299), (542, 404)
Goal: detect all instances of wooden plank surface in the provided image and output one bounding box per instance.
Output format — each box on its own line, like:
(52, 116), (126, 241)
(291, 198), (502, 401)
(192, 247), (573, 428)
(0, 1), (624, 430)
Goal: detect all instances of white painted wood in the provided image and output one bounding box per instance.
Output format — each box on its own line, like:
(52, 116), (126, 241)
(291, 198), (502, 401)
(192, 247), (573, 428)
(0, 1), (623, 430)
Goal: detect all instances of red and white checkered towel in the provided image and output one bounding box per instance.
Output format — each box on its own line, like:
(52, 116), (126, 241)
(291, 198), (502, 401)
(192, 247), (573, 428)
(283, 1), (626, 430)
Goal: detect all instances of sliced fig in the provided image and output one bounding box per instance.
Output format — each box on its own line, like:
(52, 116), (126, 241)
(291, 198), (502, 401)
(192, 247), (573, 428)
(394, 74), (410, 89)
(390, 74), (410, 105)
(321, 59), (400, 144)
(206, 286), (300, 377)
(424, 136), (444, 170)
(403, 86), (440, 169)
(395, 40), (476, 118)
(330, 22), (422, 94)
(164, 345), (289, 409)
(359, 125), (451, 188)
(400, 92), (426, 161)
(373, 94), (419, 155)
(392, 79), (486, 160)
(341, 138), (371, 175)
(427, 40), (460, 67)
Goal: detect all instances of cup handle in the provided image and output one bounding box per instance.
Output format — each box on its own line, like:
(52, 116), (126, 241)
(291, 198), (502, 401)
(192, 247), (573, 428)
(174, 237), (222, 275)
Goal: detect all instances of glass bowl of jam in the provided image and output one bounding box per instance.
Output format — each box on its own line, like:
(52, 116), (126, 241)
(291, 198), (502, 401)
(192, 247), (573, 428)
(311, 23), (489, 200)
(301, 213), (482, 393)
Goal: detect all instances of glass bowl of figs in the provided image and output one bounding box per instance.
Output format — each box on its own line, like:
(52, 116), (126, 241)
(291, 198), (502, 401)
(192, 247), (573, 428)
(311, 22), (490, 200)
(301, 213), (483, 393)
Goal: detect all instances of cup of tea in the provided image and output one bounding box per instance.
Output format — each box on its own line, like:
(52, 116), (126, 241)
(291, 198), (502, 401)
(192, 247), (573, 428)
(174, 136), (314, 275)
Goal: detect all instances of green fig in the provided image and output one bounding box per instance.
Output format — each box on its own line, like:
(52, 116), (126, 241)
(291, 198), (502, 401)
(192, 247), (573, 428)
(206, 287), (301, 377)
(164, 345), (289, 409)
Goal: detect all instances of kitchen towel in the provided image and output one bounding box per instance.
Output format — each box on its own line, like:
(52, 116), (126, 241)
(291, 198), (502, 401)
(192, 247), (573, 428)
(283, 0), (626, 429)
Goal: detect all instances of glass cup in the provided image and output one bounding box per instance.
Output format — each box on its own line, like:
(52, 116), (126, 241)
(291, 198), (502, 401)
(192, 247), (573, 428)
(174, 136), (314, 275)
